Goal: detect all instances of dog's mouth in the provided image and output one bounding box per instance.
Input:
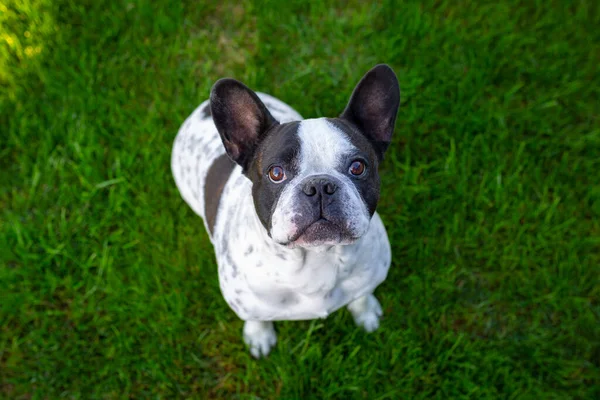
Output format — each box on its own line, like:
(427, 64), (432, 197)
(282, 218), (359, 249)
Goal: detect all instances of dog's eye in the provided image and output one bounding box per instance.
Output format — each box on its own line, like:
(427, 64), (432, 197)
(268, 166), (286, 183)
(349, 160), (366, 176)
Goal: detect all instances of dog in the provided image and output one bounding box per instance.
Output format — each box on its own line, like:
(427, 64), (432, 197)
(172, 64), (400, 358)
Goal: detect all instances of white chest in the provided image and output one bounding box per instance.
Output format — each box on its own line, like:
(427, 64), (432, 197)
(213, 190), (391, 321)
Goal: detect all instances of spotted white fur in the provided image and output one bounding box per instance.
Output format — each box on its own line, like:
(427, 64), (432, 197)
(172, 93), (391, 358)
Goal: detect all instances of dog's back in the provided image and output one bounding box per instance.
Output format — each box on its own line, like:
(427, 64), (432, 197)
(171, 93), (302, 238)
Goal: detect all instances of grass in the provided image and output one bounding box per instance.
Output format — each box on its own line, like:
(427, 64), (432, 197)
(1, 0), (599, 398)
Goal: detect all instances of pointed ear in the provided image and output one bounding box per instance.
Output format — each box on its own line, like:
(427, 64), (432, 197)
(210, 79), (279, 171)
(340, 64), (400, 159)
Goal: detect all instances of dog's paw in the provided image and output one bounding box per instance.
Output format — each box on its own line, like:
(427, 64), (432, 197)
(347, 294), (383, 333)
(243, 321), (277, 358)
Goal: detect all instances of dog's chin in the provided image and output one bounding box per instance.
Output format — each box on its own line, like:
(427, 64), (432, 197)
(282, 220), (360, 250)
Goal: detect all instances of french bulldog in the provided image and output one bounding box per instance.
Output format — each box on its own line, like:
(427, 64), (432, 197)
(172, 64), (400, 358)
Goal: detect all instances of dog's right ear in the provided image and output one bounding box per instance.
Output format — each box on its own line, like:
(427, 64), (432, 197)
(210, 79), (279, 172)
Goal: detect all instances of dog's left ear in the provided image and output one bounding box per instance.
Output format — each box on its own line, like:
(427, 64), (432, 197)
(340, 64), (400, 159)
(210, 79), (279, 172)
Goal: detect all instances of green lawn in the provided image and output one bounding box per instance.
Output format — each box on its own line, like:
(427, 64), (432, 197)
(1, 0), (599, 398)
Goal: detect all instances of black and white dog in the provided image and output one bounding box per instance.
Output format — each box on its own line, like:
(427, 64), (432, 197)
(172, 65), (400, 358)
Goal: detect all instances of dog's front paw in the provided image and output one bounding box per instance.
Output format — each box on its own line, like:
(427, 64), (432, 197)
(347, 294), (383, 333)
(243, 321), (277, 358)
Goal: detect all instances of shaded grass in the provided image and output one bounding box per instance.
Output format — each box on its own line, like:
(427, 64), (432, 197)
(1, 0), (599, 398)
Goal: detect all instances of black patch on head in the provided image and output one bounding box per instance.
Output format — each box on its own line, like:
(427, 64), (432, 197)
(327, 118), (382, 216)
(204, 154), (236, 235)
(245, 121), (302, 231)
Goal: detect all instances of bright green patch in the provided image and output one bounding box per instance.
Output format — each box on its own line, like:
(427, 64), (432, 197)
(1, 0), (599, 398)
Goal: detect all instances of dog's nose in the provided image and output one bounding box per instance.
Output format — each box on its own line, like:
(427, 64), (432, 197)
(302, 176), (338, 197)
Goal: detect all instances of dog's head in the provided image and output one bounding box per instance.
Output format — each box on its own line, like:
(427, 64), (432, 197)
(210, 65), (400, 248)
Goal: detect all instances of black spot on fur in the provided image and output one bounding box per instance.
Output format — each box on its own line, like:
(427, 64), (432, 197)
(280, 293), (300, 305)
(201, 103), (211, 119)
(204, 154), (236, 235)
(244, 246), (254, 256)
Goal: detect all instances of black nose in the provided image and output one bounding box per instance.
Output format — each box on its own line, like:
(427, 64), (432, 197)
(302, 176), (338, 197)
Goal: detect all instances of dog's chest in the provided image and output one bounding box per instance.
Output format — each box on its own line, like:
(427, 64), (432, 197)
(244, 248), (355, 297)
(214, 201), (390, 321)
(224, 248), (358, 320)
